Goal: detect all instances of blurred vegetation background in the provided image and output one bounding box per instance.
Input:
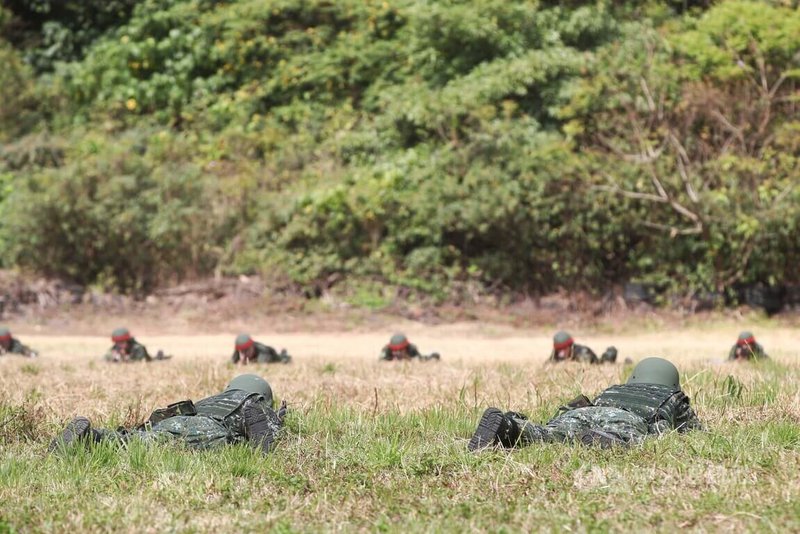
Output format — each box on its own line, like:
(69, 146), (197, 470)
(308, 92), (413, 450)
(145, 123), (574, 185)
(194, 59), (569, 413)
(0, 0), (798, 305)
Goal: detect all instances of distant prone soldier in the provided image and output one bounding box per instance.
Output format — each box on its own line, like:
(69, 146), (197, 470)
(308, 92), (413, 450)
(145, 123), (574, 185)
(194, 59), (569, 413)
(549, 330), (617, 364)
(728, 331), (769, 361)
(50, 374), (285, 455)
(103, 327), (170, 363)
(231, 334), (291, 365)
(0, 327), (38, 358)
(379, 333), (440, 362)
(469, 357), (702, 451)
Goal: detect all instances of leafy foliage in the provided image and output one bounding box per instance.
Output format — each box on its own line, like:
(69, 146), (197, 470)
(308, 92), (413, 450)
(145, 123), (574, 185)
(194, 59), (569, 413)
(0, 0), (798, 302)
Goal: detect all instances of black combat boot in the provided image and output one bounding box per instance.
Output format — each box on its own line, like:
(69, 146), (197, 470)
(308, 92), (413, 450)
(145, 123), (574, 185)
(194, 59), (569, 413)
(468, 408), (522, 451)
(48, 416), (92, 453)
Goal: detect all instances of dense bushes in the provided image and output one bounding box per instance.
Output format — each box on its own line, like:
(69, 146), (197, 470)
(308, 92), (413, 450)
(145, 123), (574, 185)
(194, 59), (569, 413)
(0, 0), (798, 302)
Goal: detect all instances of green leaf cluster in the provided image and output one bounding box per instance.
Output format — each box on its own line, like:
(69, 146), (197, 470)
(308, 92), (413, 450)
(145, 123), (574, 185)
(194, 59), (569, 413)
(0, 0), (798, 301)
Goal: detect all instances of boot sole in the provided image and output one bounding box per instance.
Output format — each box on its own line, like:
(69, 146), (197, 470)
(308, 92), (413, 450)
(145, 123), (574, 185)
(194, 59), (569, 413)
(468, 408), (504, 452)
(48, 416), (91, 453)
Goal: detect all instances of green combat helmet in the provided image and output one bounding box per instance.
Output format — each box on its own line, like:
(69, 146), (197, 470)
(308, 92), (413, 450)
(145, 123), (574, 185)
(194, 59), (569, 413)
(226, 374), (273, 405)
(628, 357), (680, 389)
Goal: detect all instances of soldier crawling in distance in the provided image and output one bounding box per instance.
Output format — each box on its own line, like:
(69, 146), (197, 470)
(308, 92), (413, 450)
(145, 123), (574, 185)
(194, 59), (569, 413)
(379, 333), (440, 361)
(0, 327), (38, 358)
(231, 333), (292, 365)
(548, 331), (618, 364)
(728, 331), (769, 361)
(103, 327), (170, 363)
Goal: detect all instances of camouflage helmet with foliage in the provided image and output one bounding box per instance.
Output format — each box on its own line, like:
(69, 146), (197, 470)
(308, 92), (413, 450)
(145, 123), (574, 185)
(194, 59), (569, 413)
(226, 374), (273, 405)
(628, 357), (680, 389)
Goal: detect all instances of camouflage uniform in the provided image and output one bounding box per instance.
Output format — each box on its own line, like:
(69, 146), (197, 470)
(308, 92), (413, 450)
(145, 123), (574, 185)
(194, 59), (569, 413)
(548, 343), (599, 364)
(728, 331), (769, 361)
(379, 333), (440, 361)
(97, 389), (281, 450)
(510, 383), (702, 446)
(231, 338), (291, 364)
(104, 338), (152, 363)
(548, 330), (617, 364)
(51, 375), (283, 454)
(469, 357), (701, 451)
(0, 328), (37, 358)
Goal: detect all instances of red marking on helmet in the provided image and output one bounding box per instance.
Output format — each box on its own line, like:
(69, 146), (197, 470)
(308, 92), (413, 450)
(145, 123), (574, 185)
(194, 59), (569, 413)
(553, 337), (574, 350)
(236, 338), (255, 351)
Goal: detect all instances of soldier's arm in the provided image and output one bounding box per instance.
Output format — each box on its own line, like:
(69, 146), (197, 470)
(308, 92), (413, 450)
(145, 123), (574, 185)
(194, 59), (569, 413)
(104, 345), (120, 362)
(755, 344), (769, 360)
(672, 393), (703, 432)
(727, 346), (737, 361)
(379, 347), (391, 361)
(11, 339), (37, 357)
(265, 346), (283, 363)
(133, 343), (152, 362)
(574, 346), (598, 364)
(408, 344), (422, 358)
(231, 350), (241, 364)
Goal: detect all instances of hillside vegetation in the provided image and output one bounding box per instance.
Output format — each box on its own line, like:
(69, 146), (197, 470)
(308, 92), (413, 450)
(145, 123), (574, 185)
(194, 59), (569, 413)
(1, 0), (798, 303)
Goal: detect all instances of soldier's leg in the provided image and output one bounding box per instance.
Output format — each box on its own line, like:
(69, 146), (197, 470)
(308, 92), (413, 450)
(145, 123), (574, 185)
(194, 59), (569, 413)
(469, 408), (549, 451)
(573, 407), (648, 447)
(507, 412), (551, 445)
(542, 409), (595, 443)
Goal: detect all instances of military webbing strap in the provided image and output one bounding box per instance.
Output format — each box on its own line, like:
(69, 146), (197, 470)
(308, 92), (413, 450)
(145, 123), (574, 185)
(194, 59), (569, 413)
(592, 383), (679, 424)
(195, 390), (260, 421)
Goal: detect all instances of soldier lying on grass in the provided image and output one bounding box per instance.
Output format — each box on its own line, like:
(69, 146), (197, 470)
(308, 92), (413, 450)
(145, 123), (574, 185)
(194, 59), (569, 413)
(103, 327), (171, 363)
(0, 327), (38, 358)
(548, 330), (618, 364)
(49, 374), (286, 455)
(379, 333), (440, 361)
(231, 333), (292, 364)
(728, 331), (769, 362)
(469, 357), (702, 450)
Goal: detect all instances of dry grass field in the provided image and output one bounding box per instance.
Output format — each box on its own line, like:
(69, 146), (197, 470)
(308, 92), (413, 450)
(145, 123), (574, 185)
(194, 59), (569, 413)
(1, 316), (798, 532)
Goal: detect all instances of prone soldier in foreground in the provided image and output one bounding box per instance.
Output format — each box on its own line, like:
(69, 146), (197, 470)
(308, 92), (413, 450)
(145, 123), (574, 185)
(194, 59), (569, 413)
(50, 374), (285, 455)
(469, 357), (702, 451)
